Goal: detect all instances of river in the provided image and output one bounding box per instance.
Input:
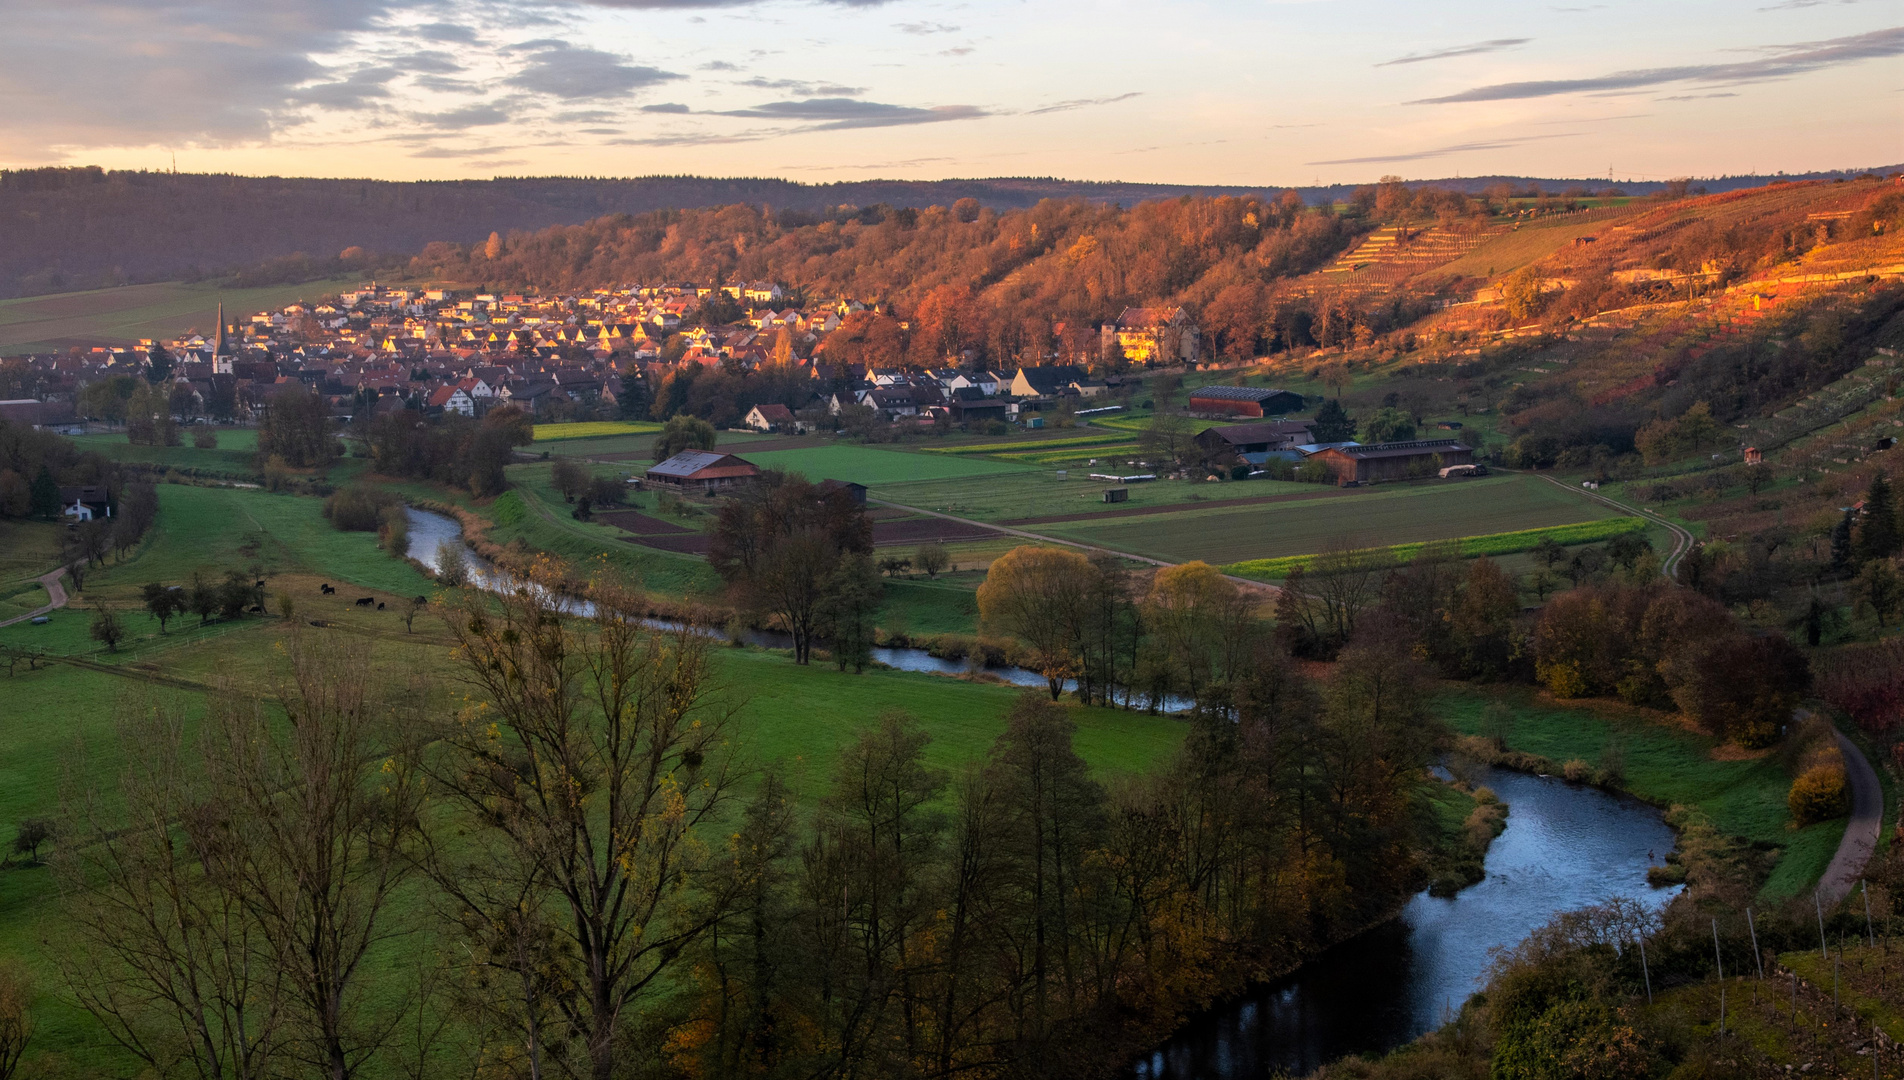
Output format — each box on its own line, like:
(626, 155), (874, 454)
(405, 506), (1675, 1076)
(402, 506), (1189, 706)
(1131, 766), (1680, 1079)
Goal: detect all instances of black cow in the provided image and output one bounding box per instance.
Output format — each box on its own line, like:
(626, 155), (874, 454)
(355, 597), (375, 606)
(376, 601), (385, 610)
(255, 580), (266, 589)
(320, 583), (336, 594)
(412, 595), (427, 605)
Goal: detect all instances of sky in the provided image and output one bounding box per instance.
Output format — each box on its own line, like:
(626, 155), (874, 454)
(0, 0), (1898, 186)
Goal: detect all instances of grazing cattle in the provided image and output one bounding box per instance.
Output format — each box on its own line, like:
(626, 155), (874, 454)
(376, 601), (385, 610)
(412, 596), (427, 605)
(320, 583), (335, 594)
(355, 597), (375, 606)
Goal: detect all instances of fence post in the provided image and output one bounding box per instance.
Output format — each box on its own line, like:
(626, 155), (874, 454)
(1817, 891), (1830, 961)
(1747, 907), (1764, 980)
(1638, 935), (1653, 1005)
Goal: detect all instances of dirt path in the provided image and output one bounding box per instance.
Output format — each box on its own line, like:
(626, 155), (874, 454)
(1531, 474), (1696, 578)
(1817, 724), (1885, 908)
(0, 566), (71, 629)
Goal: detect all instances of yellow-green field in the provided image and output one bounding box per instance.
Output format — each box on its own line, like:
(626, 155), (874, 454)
(0, 279), (360, 354)
(531, 420), (664, 441)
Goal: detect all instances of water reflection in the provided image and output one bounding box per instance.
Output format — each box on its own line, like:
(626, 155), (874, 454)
(1135, 767), (1680, 1079)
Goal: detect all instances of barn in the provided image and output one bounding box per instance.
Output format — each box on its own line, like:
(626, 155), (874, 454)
(1309, 439), (1473, 485)
(645, 450), (761, 493)
(1186, 386), (1305, 418)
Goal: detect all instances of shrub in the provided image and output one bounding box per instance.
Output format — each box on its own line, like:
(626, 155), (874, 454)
(1561, 758), (1592, 783)
(1789, 764), (1849, 825)
(324, 486), (399, 531)
(377, 505), (409, 556)
(192, 428), (218, 449)
(435, 539), (468, 586)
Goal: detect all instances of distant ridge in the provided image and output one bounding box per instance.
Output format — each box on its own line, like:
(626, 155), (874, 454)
(1, 165), (1896, 300)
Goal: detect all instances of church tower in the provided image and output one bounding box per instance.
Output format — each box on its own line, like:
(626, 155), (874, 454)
(212, 302), (233, 375)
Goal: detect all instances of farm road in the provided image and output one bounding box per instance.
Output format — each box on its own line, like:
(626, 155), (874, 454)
(1532, 474), (1696, 578)
(0, 566), (70, 629)
(868, 499), (1281, 599)
(1817, 723), (1884, 908)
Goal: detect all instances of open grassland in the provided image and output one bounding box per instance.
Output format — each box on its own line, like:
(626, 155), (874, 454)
(1043, 474), (1617, 565)
(0, 519), (63, 587)
(481, 482), (725, 597)
(0, 608), (1184, 1069)
(0, 279), (360, 354)
(531, 420), (662, 442)
(532, 428), (774, 461)
(1437, 687), (1837, 902)
(1225, 516), (1644, 579)
(741, 444), (1033, 485)
(0, 483), (438, 659)
(68, 429), (261, 474)
(870, 471), (1322, 522)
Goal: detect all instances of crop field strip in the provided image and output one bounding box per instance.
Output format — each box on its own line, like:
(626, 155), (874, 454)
(1223, 517), (1645, 579)
(530, 420), (663, 441)
(1037, 475), (1620, 565)
(870, 471), (1325, 523)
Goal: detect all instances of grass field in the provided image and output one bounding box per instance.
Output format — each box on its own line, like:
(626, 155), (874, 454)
(0, 606), (1185, 1069)
(0, 519), (63, 587)
(1438, 687), (1838, 902)
(870, 471), (1322, 522)
(68, 429), (262, 474)
(0, 279), (361, 354)
(741, 445), (1034, 485)
(1041, 474), (1617, 565)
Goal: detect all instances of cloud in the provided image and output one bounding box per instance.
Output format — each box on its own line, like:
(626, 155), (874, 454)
(1413, 25), (1904, 102)
(397, 51), (465, 75)
(1026, 92), (1142, 115)
(505, 41), (683, 100)
(716, 97), (987, 129)
(941, 46), (975, 56)
(1306, 133), (1581, 165)
(1377, 38), (1532, 67)
(415, 75), (479, 93)
(290, 66), (401, 110)
(1659, 92), (1740, 99)
(641, 102), (692, 113)
(416, 22), (480, 43)
(577, 0), (890, 6)
(0, 0), (397, 150)
(739, 77), (868, 96)
(700, 60), (741, 71)
(409, 144), (520, 158)
(896, 21), (958, 34)
(418, 104), (511, 129)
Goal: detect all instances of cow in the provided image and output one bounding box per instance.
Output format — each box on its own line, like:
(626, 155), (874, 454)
(413, 596), (427, 605)
(254, 580), (266, 589)
(376, 601), (385, 610)
(355, 597), (375, 606)
(320, 583), (336, 594)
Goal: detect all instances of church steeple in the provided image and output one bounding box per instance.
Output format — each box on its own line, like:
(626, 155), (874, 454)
(211, 302), (233, 374)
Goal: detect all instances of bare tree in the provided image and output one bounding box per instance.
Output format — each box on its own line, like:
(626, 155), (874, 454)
(59, 693), (290, 1080)
(425, 562), (741, 1080)
(205, 631), (427, 1080)
(0, 964), (31, 1080)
